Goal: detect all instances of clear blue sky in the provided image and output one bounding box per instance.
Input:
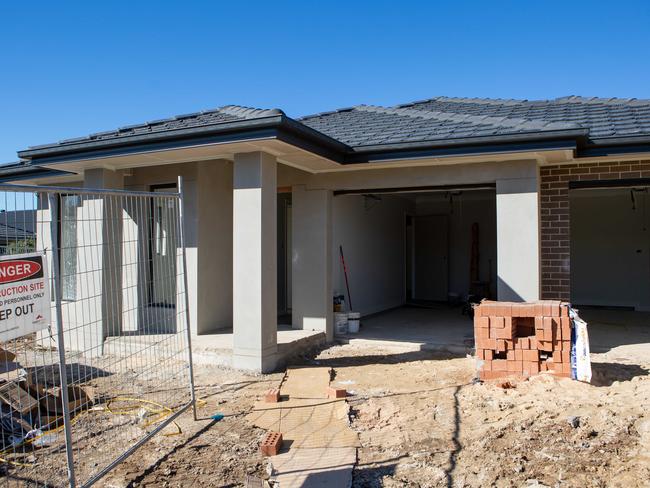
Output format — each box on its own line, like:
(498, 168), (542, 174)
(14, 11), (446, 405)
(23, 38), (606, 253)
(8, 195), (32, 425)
(1, 0), (649, 163)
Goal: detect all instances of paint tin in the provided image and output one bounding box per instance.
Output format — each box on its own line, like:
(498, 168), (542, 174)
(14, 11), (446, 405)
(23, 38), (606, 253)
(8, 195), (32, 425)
(347, 312), (360, 333)
(334, 312), (348, 335)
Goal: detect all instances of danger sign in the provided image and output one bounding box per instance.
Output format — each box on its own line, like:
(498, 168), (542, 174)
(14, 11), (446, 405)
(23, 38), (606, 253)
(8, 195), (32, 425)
(0, 252), (51, 342)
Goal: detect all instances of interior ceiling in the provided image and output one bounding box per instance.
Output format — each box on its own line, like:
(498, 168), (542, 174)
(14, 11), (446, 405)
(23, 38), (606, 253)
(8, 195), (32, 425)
(359, 187), (496, 203)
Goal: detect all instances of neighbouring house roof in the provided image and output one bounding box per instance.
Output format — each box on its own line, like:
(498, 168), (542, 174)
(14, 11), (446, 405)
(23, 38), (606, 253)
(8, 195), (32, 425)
(4, 96), (650, 179)
(0, 160), (74, 182)
(0, 219), (34, 243)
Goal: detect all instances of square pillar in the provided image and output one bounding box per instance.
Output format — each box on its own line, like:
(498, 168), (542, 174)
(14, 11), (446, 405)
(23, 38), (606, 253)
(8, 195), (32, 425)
(232, 152), (278, 372)
(496, 174), (540, 302)
(291, 186), (333, 341)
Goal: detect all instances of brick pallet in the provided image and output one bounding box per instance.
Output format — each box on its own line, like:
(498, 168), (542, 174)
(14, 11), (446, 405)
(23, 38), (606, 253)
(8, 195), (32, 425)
(474, 300), (573, 380)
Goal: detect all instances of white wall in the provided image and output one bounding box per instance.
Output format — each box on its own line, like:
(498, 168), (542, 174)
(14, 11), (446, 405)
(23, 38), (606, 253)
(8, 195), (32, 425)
(415, 190), (497, 299)
(496, 176), (540, 301)
(292, 187), (333, 338)
(571, 187), (650, 310)
(332, 194), (413, 316)
(197, 161), (233, 332)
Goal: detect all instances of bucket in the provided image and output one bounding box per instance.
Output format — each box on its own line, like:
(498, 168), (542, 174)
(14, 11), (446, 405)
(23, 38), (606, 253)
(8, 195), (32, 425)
(347, 312), (360, 333)
(334, 312), (348, 335)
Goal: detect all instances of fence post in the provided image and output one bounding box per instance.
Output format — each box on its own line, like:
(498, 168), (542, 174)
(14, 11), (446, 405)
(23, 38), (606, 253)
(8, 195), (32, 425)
(177, 176), (198, 421)
(48, 193), (77, 488)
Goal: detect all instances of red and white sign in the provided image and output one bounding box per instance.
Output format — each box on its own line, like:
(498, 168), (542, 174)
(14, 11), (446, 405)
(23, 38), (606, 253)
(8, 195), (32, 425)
(0, 252), (51, 342)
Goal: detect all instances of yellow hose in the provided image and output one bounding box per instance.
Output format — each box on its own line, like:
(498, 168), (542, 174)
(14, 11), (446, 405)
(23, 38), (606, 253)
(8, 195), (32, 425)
(0, 396), (184, 467)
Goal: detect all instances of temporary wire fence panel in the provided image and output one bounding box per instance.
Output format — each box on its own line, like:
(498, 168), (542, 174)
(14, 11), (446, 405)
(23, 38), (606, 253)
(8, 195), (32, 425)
(0, 182), (195, 487)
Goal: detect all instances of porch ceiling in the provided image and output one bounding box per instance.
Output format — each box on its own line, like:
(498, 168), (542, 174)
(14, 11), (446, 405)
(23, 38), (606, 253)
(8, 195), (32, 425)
(36, 139), (343, 175)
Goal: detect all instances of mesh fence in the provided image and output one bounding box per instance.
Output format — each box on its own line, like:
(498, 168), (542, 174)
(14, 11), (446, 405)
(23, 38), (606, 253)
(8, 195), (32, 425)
(0, 181), (195, 487)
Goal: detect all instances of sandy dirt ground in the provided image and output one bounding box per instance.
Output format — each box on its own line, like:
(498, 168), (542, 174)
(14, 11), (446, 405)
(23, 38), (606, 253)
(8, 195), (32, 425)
(93, 340), (650, 488)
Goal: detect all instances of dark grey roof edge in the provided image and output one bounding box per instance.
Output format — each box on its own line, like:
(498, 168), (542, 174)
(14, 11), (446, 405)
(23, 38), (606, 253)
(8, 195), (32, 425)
(18, 114), (352, 167)
(21, 112), (286, 157)
(347, 128), (588, 155)
(346, 139), (580, 164)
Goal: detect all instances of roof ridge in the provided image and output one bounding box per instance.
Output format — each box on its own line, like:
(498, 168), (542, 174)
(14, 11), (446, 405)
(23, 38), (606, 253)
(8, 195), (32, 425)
(355, 105), (582, 131)
(298, 106), (359, 120)
(397, 96), (528, 109)
(552, 95), (650, 106)
(218, 105), (285, 119)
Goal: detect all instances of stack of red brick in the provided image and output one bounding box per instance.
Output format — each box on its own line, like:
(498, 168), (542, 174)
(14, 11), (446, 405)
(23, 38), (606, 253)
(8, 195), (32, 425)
(474, 300), (573, 380)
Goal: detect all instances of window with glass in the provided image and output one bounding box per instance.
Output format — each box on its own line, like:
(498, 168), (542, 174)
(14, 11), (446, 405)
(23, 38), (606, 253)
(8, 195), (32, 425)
(60, 195), (79, 301)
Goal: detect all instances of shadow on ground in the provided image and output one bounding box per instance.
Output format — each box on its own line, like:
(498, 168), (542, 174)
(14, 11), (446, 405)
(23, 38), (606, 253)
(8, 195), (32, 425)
(291, 347), (467, 370)
(590, 361), (649, 386)
(26, 362), (112, 387)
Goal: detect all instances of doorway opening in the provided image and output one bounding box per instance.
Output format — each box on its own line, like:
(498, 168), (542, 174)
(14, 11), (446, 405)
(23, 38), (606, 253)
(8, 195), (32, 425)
(149, 183), (178, 309)
(278, 192), (292, 324)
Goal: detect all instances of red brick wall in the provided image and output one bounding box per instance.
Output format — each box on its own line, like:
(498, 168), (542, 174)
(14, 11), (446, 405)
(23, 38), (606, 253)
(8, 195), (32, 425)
(540, 160), (650, 301)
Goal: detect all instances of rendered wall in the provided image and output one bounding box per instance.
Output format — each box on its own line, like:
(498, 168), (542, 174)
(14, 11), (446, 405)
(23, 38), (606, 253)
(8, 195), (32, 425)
(196, 161), (233, 332)
(126, 160), (234, 336)
(292, 186), (332, 338)
(496, 175), (540, 302)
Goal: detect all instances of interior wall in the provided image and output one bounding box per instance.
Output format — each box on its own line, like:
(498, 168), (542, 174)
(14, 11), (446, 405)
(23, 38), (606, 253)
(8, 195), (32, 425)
(332, 194), (413, 316)
(415, 190), (497, 299)
(570, 187), (650, 310)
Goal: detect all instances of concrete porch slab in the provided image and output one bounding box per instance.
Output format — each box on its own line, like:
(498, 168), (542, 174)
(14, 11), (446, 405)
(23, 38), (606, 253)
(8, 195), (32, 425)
(103, 325), (326, 370)
(337, 306), (474, 355)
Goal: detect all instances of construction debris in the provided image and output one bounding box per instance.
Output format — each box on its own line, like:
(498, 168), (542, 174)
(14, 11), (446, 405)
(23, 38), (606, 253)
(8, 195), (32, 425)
(40, 385), (96, 415)
(0, 347), (16, 363)
(0, 344), (97, 458)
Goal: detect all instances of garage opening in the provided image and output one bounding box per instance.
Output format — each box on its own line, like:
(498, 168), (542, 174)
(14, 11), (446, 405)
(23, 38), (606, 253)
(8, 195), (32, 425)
(570, 186), (650, 311)
(332, 187), (496, 349)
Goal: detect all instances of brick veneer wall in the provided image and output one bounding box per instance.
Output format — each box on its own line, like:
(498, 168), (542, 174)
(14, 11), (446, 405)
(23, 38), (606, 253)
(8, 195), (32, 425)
(540, 159), (650, 301)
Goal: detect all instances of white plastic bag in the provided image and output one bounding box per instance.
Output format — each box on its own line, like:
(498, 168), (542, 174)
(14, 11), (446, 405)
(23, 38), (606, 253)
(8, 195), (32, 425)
(569, 309), (592, 383)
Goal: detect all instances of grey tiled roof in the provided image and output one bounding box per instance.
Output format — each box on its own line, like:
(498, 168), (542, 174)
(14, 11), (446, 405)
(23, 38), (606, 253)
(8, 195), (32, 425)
(299, 96), (650, 147)
(396, 96), (650, 140)
(27, 105), (284, 150)
(299, 104), (582, 148)
(13, 96), (650, 163)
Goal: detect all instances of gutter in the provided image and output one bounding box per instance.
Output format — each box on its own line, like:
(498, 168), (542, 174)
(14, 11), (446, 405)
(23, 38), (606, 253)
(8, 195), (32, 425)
(345, 129), (588, 163)
(577, 135), (650, 158)
(17, 115), (352, 165)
